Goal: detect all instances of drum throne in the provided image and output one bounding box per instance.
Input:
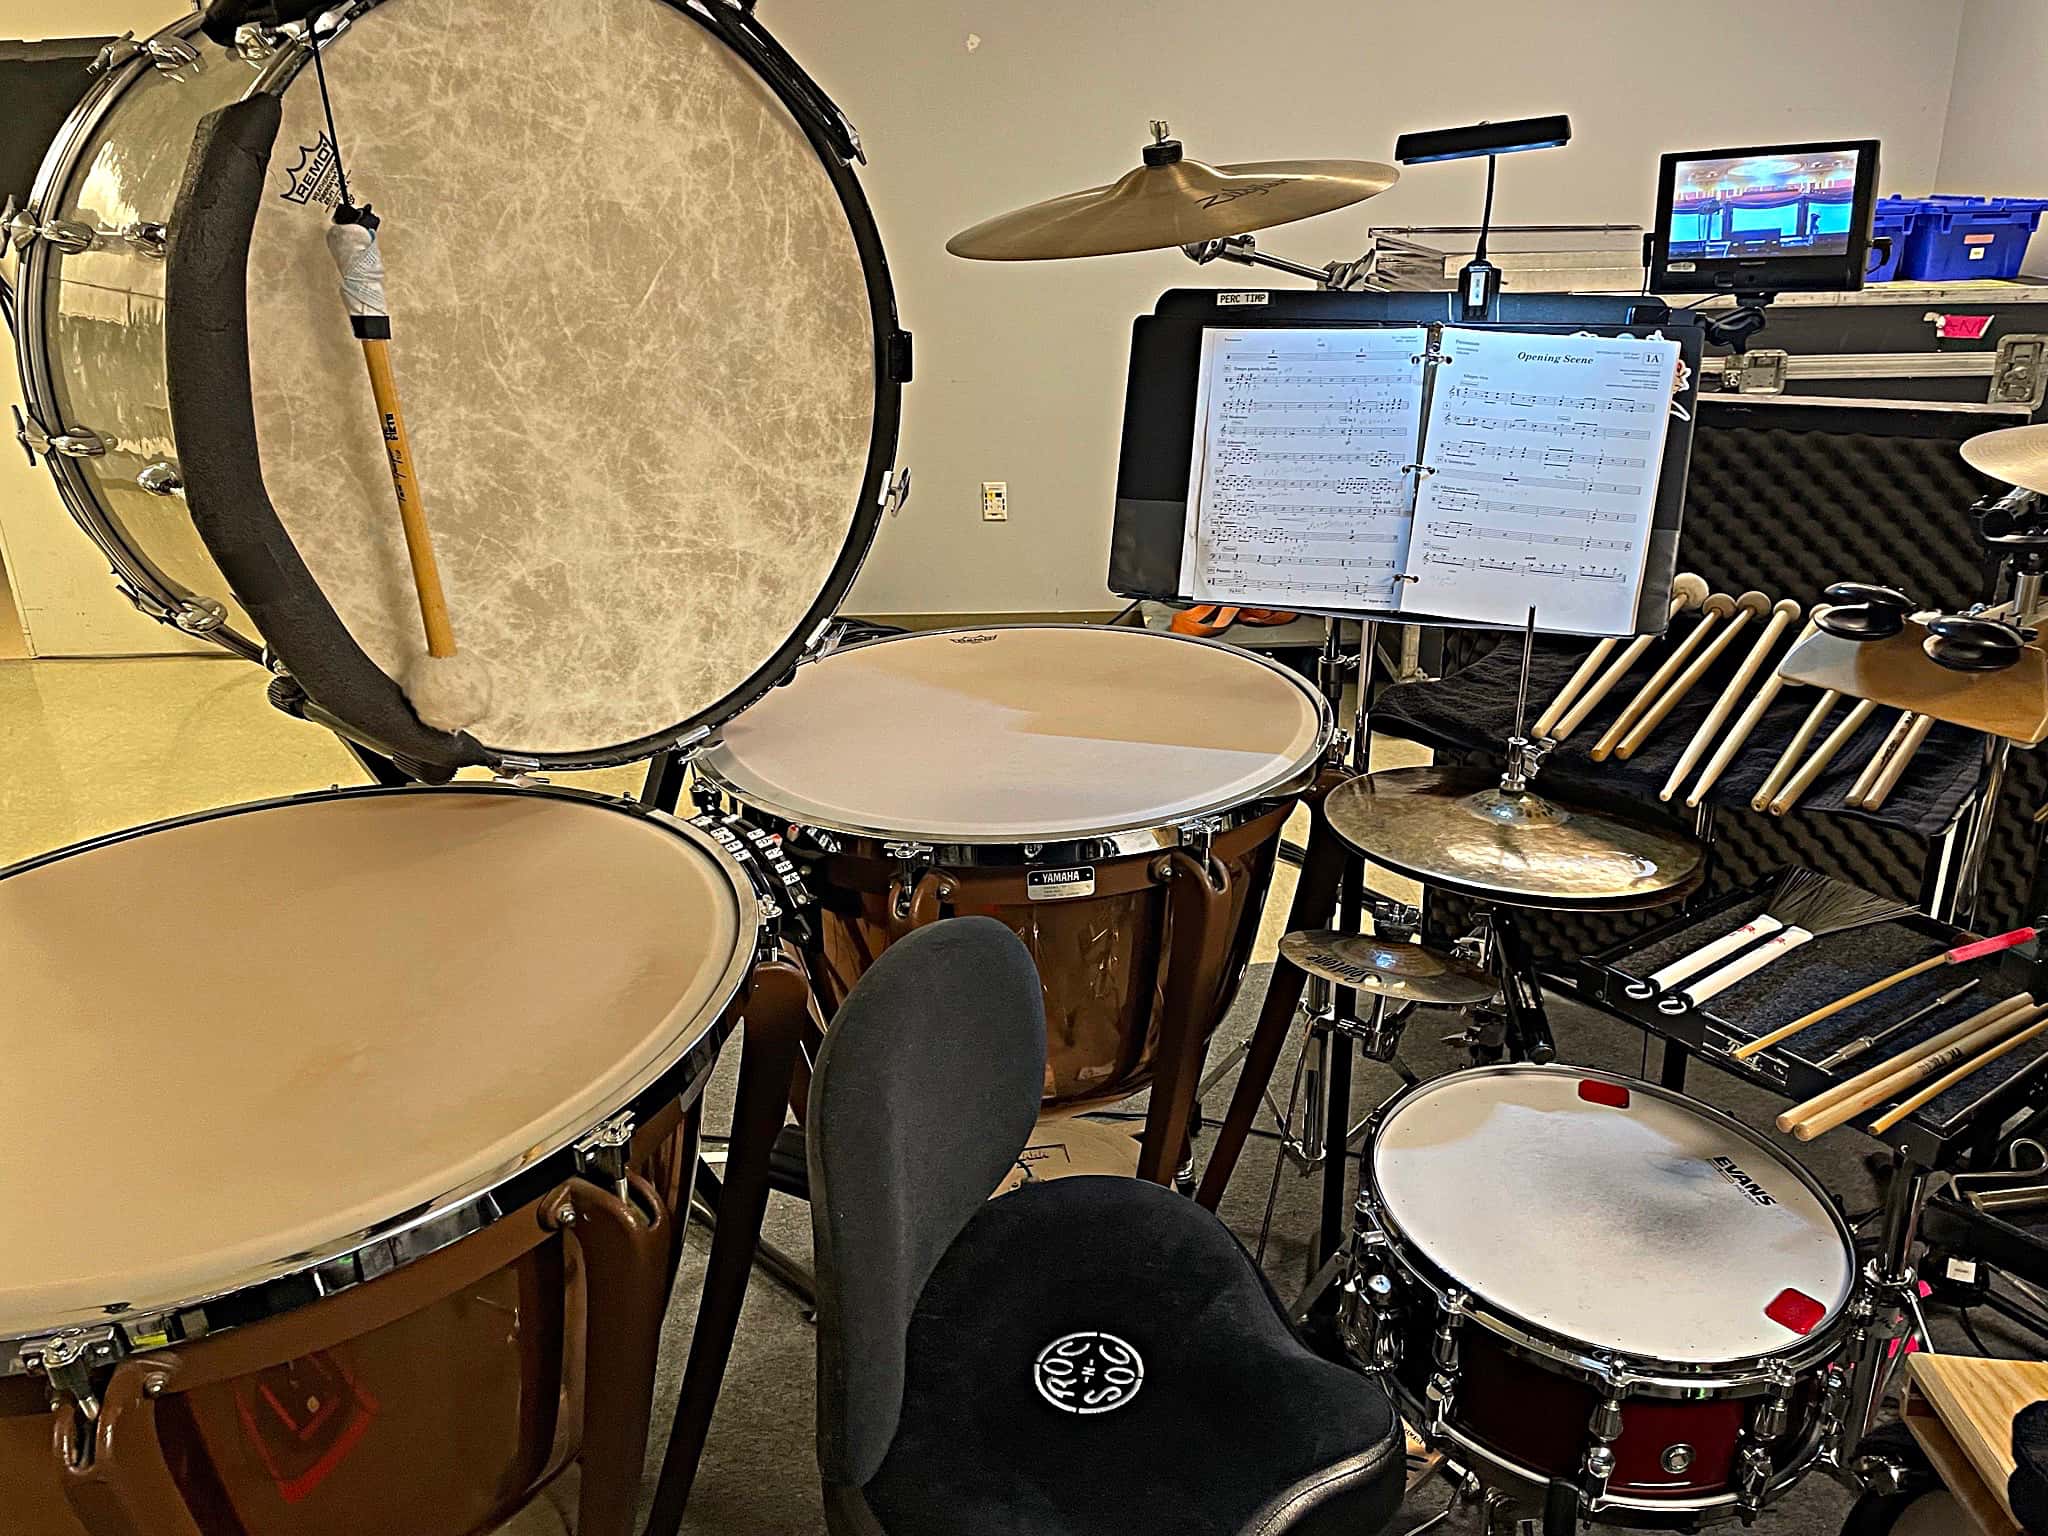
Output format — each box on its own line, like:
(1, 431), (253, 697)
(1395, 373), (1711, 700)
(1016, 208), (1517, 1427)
(798, 918), (1405, 1535)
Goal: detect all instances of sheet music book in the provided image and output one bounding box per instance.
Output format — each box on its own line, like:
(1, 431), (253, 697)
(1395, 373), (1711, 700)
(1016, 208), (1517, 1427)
(1178, 324), (1680, 636)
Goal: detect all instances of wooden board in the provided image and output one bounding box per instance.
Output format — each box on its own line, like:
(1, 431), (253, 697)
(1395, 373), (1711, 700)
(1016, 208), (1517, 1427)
(1906, 1352), (2048, 1530)
(1779, 628), (2048, 745)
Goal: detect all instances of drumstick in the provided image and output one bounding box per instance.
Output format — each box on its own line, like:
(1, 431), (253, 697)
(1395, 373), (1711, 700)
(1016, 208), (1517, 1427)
(1729, 926), (2039, 1060)
(1553, 575), (1710, 741)
(1786, 999), (2048, 1141)
(1774, 991), (2034, 1136)
(1752, 689), (1840, 812)
(1768, 698), (1879, 815)
(1662, 598), (1802, 800)
(1847, 712), (1917, 807)
(326, 212), (491, 732)
(1688, 611), (1822, 809)
(1592, 592), (1736, 762)
(1870, 1015), (2048, 1134)
(1860, 713), (1937, 811)
(1615, 588), (1769, 762)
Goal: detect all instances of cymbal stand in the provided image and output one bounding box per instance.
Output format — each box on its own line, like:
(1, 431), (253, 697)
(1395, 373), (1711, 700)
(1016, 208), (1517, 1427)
(1954, 548), (2045, 925)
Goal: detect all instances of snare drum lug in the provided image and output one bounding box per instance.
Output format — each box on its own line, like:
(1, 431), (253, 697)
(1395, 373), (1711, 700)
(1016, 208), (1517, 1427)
(142, 34), (203, 75)
(21, 413), (109, 459)
(230, 23), (284, 64)
(574, 1111), (636, 1200)
(10, 404), (36, 466)
(136, 459), (184, 496)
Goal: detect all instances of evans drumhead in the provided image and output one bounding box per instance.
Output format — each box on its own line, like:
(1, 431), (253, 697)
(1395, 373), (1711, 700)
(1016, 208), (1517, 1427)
(15, 0), (904, 767)
(0, 787), (755, 1532)
(697, 625), (1330, 1120)
(1349, 1065), (1857, 1521)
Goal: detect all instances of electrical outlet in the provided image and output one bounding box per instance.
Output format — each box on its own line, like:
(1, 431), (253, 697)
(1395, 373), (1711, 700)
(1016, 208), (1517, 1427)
(981, 481), (1008, 521)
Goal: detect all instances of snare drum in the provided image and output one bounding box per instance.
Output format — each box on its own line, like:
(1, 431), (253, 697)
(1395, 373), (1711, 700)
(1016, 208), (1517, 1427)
(0, 787), (767, 1536)
(1345, 1065), (1858, 1526)
(696, 625), (1331, 1175)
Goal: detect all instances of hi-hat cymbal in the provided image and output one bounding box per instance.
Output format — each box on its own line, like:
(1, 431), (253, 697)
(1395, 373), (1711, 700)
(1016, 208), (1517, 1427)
(946, 123), (1398, 261)
(1279, 930), (1496, 1005)
(1963, 423), (2048, 494)
(1323, 766), (1706, 911)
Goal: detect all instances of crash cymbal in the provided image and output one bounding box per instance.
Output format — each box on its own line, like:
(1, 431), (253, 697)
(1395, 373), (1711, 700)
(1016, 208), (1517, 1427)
(1323, 766), (1706, 911)
(1279, 930), (1496, 1005)
(1963, 423), (2048, 495)
(946, 122), (1398, 261)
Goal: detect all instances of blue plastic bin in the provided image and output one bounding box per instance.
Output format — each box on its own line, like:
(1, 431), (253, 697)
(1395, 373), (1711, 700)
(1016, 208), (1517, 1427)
(1897, 196), (2048, 282)
(1866, 196), (1916, 281)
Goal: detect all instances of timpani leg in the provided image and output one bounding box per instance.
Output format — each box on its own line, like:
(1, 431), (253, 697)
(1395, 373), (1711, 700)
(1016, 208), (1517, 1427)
(642, 953), (811, 1536)
(1136, 849), (1233, 1185)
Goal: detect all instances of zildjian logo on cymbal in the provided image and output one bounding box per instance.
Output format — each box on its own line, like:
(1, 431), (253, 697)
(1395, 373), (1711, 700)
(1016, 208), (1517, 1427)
(1198, 179), (1288, 208)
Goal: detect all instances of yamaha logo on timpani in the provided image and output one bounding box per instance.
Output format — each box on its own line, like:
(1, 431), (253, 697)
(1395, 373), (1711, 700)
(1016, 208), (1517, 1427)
(1710, 1155), (1778, 1207)
(1028, 867), (1096, 901)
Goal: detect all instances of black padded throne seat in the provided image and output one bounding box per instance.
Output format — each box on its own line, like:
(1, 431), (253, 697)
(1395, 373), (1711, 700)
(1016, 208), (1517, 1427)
(865, 1176), (1403, 1536)
(808, 917), (1403, 1536)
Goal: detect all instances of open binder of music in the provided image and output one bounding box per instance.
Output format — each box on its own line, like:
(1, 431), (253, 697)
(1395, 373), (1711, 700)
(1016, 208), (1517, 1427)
(1177, 323), (1683, 636)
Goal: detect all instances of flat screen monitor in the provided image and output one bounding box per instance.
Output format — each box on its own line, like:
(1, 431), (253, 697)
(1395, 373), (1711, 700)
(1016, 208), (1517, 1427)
(1652, 140), (1880, 293)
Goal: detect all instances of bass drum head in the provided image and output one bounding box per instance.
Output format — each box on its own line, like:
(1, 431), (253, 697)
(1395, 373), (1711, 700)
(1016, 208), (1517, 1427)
(697, 626), (1329, 842)
(1369, 1065), (1855, 1367)
(243, 0), (886, 760)
(0, 788), (751, 1340)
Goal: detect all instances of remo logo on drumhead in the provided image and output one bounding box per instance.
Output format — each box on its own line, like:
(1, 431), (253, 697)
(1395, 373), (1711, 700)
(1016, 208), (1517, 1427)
(1034, 1332), (1144, 1414)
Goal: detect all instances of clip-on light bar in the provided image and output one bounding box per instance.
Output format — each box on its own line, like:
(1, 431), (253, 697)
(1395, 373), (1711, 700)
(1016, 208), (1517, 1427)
(1394, 114), (1573, 320)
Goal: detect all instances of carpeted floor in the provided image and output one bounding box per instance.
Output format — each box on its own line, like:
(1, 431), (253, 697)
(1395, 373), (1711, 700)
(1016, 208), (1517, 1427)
(614, 965), (2027, 1536)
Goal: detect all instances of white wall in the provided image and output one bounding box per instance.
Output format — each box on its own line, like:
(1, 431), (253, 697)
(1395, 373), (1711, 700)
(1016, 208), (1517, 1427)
(1936, 0), (2048, 277)
(769, 0), (1966, 615)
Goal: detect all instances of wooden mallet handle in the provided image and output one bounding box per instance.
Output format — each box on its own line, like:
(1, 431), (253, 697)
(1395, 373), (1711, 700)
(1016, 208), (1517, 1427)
(1687, 611), (1820, 809)
(328, 219), (456, 659)
(1553, 576), (1707, 741)
(1752, 688), (1839, 811)
(1847, 712), (1916, 807)
(1790, 1001), (2048, 1141)
(1533, 639), (1618, 738)
(1591, 594), (1733, 761)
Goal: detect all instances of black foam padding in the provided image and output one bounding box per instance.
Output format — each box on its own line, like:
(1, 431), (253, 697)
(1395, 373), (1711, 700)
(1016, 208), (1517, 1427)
(863, 1177), (1403, 1536)
(165, 98), (484, 772)
(1616, 899), (2046, 1127)
(809, 918), (1048, 1491)
(1377, 627), (1981, 839)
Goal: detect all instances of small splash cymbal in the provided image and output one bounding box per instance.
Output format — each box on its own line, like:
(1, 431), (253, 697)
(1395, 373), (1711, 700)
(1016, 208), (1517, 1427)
(946, 123), (1398, 261)
(1279, 930), (1496, 1005)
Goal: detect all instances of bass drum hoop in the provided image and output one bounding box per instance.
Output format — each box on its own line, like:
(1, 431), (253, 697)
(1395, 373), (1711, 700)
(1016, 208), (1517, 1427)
(238, 0), (902, 769)
(1360, 1064), (1858, 1399)
(0, 781), (757, 1378)
(11, 14), (264, 658)
(694, 625), (1334, 859)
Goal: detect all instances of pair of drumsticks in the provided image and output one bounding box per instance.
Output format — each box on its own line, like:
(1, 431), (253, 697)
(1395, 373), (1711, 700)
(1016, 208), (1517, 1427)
(1775, 989), (2047, 1140)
